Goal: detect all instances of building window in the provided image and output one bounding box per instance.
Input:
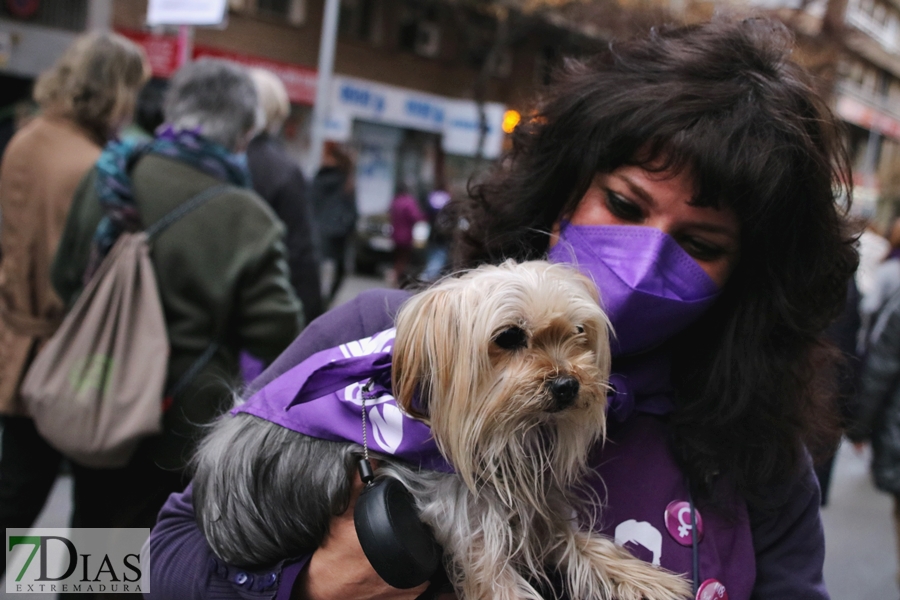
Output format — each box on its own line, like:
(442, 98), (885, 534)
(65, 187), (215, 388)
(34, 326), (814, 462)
(889, 79), (900, 103)
(397, 3), (442, 58)
(257, 0), (290, 14)
(240, 0), (305, 24)
(339, 0), (382, 43)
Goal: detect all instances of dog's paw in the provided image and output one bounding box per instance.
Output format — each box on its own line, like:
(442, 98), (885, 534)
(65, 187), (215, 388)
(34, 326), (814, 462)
(565, 533), (692, 600)
(609, 565), (692, 600)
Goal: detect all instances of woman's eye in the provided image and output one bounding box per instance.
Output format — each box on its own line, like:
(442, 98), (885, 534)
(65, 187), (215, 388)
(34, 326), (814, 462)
(680, 237), (726, 261)
(494, 326), (528, 350)
(603, 189), (643, 222)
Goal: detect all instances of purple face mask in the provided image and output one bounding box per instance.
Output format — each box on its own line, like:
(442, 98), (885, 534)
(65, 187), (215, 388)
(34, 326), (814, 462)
(548, 223), (721, 356)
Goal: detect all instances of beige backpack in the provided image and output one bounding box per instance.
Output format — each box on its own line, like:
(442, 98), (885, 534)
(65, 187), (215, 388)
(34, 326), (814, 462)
(20, 185), (227, 468)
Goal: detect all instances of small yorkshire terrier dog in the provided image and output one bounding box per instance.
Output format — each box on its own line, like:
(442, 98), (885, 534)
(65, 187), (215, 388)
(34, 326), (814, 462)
(193, 261), (690, 600)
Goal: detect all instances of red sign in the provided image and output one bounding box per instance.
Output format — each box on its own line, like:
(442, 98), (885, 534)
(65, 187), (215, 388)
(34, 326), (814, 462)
(117, 29), (318, 105)
(193, 47), (317, 105)
(118, 29), (180, 78)
(837, 94), (900, 141)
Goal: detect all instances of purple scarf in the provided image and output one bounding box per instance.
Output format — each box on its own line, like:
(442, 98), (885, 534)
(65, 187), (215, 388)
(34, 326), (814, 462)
(234, 329), (453, 473)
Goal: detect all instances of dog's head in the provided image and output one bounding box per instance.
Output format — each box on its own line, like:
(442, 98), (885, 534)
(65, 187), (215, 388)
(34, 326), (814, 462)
(392, 260), (611, 499)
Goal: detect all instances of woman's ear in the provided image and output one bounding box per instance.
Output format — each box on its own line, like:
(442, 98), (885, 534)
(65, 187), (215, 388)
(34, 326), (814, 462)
(391, 287), (456, 423)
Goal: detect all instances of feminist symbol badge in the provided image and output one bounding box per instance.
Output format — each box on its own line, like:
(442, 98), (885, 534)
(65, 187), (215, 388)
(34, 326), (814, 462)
(664, 500), (704, 547)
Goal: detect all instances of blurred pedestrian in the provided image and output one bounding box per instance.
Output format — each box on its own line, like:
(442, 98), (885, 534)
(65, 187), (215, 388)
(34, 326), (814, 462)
(121, 77), (167, 142)
(420, 189), (454, 282)
(856, 219), (890, 298)
(51, 59), (302, 533)
(849, 286), (900, 587)
(310, 141), (357, 305)
(389, 182), (425, 286)
(0, 31), (147, 576)
(860, 217), (900, 352)
(247, 68), (323, 324)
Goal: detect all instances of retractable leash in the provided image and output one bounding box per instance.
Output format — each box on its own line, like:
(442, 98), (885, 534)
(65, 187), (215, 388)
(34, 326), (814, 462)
(353, 379), (444, 593)
(689, 490), (700, 596)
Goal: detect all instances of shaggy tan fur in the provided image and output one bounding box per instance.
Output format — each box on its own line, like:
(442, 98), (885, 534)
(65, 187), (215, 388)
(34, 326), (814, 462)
(389, 260), (691, 600)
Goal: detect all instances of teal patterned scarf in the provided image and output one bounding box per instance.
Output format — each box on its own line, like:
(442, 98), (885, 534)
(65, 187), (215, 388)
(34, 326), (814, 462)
(86, 126), (252, 281)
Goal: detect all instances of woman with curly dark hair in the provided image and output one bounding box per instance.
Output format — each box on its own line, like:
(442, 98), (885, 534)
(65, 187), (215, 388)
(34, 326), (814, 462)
(458, 18), (857, 509)
(146, 18), (855, 600)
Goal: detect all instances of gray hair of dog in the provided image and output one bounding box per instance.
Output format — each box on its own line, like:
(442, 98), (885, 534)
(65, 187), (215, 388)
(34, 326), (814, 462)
(164, 58), (259, 151)
(192, 412), (363, 567)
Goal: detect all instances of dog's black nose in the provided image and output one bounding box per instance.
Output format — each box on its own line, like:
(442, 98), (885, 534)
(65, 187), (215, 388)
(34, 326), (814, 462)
(548, 376), (579, 411)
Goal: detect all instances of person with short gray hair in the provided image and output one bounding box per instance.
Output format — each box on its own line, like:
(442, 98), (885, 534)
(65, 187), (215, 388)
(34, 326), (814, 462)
(165, 58), (261, 152)
(51, 58), (302, 533)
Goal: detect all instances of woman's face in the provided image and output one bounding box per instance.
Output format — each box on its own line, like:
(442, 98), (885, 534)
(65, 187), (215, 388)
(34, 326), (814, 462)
(551, 164), (741, 287)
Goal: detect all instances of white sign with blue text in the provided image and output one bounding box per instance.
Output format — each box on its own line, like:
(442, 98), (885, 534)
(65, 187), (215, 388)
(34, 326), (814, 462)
(329, 76), (505, 158)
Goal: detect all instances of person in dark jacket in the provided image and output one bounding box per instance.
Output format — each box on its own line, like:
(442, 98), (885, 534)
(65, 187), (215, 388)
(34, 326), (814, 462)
(311, 141), (357, 305)
(52, 59), (302, 536)
(850, 286), (900, 583)
(247, 68), (323, 324)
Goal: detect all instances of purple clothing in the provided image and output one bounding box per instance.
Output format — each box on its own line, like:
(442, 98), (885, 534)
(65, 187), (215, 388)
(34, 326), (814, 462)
(389, 193), (424, 247)
(234, 329), (452, 473)
(239, 351), (266, 385)
(145, 289), (828, 600)
(548, 223), (721, 356)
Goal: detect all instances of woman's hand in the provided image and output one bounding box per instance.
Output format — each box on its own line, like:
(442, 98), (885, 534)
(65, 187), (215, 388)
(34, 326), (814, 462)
(292, 472), (431, 600)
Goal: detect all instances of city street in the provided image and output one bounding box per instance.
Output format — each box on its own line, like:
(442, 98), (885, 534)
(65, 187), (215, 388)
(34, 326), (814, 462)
(2, 274), (897, 599)
(2, 0), (898, 597)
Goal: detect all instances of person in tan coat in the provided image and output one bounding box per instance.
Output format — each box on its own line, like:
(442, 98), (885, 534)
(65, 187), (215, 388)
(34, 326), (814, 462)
(0, 32), (147, 575)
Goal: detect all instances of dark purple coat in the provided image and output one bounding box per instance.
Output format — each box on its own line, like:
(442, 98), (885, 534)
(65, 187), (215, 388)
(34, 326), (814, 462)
(145, 289), (828, 600)
(389, 193), (424, 248)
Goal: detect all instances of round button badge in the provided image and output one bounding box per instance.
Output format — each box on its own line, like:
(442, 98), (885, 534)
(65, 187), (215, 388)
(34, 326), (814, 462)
(664, 500), (704, 546)
(696, 578), (728, 600)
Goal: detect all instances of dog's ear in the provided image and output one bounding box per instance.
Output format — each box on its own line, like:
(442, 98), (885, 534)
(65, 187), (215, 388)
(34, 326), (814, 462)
(392, 285), (458, 423)
(569, 269), (612, 379)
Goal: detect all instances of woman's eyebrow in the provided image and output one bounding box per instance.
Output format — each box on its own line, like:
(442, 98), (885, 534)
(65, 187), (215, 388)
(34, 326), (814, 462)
(615, 173), (656, 207)
(686, 221), (739, 238)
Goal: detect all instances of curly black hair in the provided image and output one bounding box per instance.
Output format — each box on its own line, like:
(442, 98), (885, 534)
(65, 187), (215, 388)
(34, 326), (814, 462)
(454, 18), (859, 504)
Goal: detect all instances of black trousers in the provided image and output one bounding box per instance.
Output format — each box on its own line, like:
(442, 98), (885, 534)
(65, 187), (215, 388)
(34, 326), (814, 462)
(0, 416), (63, 577)
(70, 445), (185, 530)
(321, 234), (351, 304)
(67, 446), (186, 599)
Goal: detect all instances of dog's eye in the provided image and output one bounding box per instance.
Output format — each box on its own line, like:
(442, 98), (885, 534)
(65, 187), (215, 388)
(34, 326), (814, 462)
(575, 325), (585, 334)
(494, 326), (528, 350)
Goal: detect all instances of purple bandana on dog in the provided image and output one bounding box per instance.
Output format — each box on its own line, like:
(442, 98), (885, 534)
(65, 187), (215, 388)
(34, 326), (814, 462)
(234, 329), (454, 473)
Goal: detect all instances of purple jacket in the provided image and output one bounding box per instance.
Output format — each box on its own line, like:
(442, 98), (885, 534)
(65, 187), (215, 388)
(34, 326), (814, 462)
(145, 289), (828, 600)
(389, 193), (424, 247)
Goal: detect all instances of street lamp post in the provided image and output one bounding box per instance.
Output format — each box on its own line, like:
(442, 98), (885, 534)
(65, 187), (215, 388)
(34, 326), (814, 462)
(309, 0), (341, 173)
